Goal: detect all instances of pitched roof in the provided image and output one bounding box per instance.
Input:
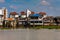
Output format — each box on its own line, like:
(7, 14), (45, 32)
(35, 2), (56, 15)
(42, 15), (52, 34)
(10, 12), (17, 15)
(39, 12), (46, 15)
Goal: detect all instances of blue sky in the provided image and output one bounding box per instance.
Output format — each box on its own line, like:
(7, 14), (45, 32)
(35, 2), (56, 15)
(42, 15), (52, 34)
(0, 0), (60, 16)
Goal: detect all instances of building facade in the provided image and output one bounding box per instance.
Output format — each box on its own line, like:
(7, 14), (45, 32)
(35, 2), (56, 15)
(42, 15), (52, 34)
(0, 7), (8, 25)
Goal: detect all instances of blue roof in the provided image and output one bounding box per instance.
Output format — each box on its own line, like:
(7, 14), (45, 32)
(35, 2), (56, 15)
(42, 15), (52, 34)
(31, 14), (41, 17)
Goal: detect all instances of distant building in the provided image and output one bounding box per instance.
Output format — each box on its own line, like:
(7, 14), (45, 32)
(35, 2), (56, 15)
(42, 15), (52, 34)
(26, 9), (31, 17)
(20, 11), (26, 19)
(0, 7), (8, 25)
(10, 12), (18, 18)
(2, 7), (8, 19)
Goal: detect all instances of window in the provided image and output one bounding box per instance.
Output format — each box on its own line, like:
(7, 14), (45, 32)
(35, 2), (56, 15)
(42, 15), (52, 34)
(35, 21), (38, 23)
(39, 21), (42, 23)
(30, 16), (38, 19)
(30, 21), (34, 23)
(30, 21), (42, 23)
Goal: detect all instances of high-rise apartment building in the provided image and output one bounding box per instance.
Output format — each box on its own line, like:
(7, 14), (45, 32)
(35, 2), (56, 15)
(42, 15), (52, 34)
(0, 7), (8, 25)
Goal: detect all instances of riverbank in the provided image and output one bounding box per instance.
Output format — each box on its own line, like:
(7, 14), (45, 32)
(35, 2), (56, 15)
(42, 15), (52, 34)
(0, 25), (60, 30)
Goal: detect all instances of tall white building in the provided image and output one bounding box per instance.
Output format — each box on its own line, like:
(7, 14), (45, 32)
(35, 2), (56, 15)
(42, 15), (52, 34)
(27, 9), (31, 17)
(0, 7), (8, 25)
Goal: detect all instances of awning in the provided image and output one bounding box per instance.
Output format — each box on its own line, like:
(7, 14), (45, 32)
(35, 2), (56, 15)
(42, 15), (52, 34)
(5, 18), (15, 21)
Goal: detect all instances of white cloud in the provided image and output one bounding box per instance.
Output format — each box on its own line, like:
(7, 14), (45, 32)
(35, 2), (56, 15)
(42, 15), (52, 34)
(10, 5), (17, 9)
(41, 0), (50, 6)
(0, 0), (5, 3)
(48, 6), (53, 9)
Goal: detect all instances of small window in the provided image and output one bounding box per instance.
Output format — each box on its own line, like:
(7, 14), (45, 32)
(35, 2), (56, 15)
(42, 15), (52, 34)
(39, 21), (42, 23)
(30, 21), (34, 23)
(30, 21), (43, 23)
(30, 17), (38, 19)
(35, 21), (38, 23)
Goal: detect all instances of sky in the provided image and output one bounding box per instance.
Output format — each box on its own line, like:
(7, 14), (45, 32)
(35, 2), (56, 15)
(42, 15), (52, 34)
(0, 0), (60, 16)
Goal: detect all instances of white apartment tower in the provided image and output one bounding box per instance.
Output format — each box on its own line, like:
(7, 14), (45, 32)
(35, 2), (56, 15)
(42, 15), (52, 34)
(0, 7), (8, 25)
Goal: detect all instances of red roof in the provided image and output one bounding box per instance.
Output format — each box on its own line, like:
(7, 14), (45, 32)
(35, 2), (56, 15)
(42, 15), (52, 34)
(10, 12), (17, 15)
(20, 11), (26, 15)
(31, 11), (35, 14)
(39, 12), (46, 15)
